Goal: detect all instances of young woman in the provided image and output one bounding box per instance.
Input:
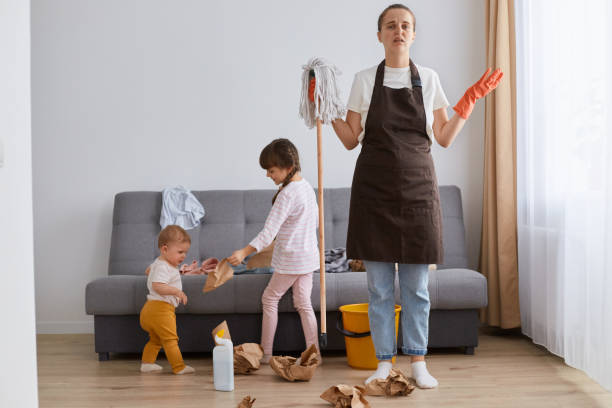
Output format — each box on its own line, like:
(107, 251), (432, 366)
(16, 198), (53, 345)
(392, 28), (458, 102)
(331, 4), (502, 388)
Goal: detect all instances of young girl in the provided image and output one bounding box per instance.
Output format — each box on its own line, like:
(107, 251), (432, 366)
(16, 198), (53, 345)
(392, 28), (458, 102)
(228, 138), (320, 363)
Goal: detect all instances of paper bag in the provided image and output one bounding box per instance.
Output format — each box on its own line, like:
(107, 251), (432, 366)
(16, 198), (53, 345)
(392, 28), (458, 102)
(363, 368), (415, 397)
(211, 320), (231, 344)
(348, 259), (366, 272)
(203, 258), (234, 293)
(234, 343), (264, 374)
(270, 344), (319, 382)
(246, 241), (274, 269)
(320, 384), (370, 408)
(237, 396), (256, 408)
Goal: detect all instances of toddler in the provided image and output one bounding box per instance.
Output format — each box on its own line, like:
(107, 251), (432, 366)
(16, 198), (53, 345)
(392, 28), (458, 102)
(139, 225), (195, 374)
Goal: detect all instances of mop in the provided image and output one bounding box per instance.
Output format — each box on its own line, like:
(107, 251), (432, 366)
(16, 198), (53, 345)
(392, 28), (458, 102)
(299, 57), (346, 348)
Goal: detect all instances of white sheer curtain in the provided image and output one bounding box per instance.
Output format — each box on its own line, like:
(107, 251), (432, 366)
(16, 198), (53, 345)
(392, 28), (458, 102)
(516, 0), (612, 391)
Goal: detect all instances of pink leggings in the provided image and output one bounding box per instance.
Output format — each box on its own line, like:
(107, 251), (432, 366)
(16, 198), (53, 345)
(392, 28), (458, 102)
(261, 272), (319, 356)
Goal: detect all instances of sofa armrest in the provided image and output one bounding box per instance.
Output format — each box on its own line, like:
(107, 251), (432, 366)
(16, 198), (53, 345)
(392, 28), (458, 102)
(86, 276), (148, 315)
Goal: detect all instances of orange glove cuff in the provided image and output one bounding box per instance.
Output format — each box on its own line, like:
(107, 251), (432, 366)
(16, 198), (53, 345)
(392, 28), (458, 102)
(453, 92), (476, 119)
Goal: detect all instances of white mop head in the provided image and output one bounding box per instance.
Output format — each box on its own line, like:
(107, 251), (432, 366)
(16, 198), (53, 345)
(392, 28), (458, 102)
(299, 57), (347, 129)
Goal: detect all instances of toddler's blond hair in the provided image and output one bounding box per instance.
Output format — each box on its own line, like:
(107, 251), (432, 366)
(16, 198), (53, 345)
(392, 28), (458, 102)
(158, 225), (191, 248)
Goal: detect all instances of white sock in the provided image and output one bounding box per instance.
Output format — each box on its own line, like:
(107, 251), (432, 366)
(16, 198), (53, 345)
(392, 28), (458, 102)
(175, 365), (195, 375)
(260, 354), (272, 364)
(140, 363), (162, 373)
(365, 361), (393, 385)
(411, 361), (438, 388)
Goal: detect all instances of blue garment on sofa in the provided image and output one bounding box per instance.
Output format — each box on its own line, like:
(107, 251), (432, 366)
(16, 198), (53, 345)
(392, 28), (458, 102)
(160, 186), (205, 230)
(232, 263), (274, 275)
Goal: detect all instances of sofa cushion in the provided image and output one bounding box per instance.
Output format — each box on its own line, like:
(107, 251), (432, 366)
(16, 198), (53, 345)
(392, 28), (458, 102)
(86, 270), (487, 315)
(437, 186), (469, 269)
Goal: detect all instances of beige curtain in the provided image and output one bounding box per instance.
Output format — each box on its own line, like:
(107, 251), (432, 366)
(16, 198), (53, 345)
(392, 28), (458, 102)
(479, 0), (520, 328)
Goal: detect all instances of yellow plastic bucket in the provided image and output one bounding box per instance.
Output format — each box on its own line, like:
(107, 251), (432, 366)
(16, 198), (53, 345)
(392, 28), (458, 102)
(337, 303), (401, 369)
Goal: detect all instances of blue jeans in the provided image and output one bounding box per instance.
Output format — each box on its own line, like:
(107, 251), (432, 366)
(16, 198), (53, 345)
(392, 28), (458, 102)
(364, 261), (430, 360)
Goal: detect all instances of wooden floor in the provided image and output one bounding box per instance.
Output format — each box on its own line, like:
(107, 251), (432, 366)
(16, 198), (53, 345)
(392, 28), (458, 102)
(37, 330), (612, 407)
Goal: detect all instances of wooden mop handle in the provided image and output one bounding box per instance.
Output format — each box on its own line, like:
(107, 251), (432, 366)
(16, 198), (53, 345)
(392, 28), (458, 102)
(316, 117), (327, 348)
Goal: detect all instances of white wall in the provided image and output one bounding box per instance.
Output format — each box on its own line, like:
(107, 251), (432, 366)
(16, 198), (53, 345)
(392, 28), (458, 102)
(32, 0), (486, 333)
(0, 0), (39, 405)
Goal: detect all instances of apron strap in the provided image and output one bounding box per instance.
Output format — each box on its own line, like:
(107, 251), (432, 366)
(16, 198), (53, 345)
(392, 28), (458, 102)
(409, 60), (422, 88)
(370, 60), (386, 109)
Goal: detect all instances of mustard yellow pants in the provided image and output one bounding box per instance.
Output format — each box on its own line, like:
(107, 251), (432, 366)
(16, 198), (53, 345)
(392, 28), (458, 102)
(140, 300), (185, 373)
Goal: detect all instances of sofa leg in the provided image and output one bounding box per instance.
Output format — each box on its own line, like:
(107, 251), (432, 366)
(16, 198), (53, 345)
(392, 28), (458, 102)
(464, 346), (475, 355)
(98, 352), (110, 361)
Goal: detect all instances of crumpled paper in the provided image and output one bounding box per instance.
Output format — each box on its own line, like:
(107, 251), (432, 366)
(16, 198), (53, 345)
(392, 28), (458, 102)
(320, 384), (370, 408)
(237, 396), (256, 408)
(270, 344), (319, 382)
(211, 320), (231, 344)
(348, 259), (365, 272)
(203, 258), (234, 292)
(234, 343), (264, 374)
(180, 258), (219, 275)
(363, 368), (415, 396)
(246, 241), (274, 269)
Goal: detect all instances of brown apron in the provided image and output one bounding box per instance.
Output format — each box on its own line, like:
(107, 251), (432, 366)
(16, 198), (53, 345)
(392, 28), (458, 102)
(346, 60), (443, 264)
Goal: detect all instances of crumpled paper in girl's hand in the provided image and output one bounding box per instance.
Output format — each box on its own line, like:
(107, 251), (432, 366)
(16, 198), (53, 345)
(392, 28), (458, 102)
(320, 384), (370, 408)
(203, 258), (234, 292)
(246, 241), (274, 268)
(363, 368), (416, 396)
(234, 343), (264, 374)
(237, 396), (256, 408)
(270, 344), (319, 382)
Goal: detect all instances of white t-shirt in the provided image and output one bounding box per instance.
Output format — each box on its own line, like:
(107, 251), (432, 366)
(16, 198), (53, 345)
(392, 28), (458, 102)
(146, 257), (182, 307)
(347, 64), (449, 143)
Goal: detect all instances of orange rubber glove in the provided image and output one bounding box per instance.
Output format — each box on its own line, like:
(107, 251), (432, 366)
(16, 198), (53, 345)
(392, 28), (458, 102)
(453, 68), (503, 119)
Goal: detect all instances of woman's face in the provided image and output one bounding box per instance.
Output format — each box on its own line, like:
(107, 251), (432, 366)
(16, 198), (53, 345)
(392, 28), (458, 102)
(377, 9), (416, 53)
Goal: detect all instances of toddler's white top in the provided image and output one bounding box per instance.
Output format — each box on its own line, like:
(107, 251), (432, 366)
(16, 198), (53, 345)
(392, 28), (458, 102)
(147, 257), (182, 307)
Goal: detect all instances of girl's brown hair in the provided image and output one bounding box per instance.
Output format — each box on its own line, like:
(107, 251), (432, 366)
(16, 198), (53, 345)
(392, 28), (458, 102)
(259, 138), (301, 204)
(377, 4), (416, 32)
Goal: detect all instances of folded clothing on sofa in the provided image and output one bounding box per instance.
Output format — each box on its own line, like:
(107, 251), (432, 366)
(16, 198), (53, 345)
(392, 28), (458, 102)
(160, 186), (205, 230)
(239, 248), (355, 274)
(324, 247), (349, 273)
(232, 263), (274, 275)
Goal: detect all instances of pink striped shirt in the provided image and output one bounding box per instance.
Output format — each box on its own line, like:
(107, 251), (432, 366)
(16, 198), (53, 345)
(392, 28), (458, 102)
(249, 179), (320, 274)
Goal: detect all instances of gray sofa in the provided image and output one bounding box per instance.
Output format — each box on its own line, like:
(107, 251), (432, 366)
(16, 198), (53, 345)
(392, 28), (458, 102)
(86, 186), (487, 361)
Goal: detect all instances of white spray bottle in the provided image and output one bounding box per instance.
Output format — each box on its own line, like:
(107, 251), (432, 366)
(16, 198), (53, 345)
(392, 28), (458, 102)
(213, 329), (234, 391)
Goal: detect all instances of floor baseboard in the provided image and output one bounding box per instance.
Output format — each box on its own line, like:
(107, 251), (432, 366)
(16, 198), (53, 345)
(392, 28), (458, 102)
(37, 320), (93, 334)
